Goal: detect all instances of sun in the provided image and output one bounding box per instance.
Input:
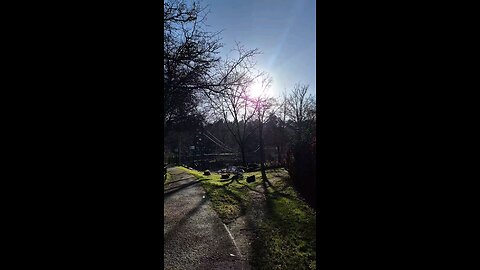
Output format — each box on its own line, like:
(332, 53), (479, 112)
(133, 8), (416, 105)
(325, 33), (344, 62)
(249, 80), (273, 98)
(250, 82), (263, 97)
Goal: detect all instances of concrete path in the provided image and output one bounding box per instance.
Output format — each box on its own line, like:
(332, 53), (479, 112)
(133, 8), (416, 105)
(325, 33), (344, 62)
(164, 167), (243, 270)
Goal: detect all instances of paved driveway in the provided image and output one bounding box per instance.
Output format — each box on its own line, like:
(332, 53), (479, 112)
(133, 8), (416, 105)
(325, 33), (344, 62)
(164, 167), (244, 270)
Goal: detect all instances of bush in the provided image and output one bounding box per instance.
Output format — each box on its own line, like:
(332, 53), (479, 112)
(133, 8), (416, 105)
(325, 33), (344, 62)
(286, 138), (316, 209)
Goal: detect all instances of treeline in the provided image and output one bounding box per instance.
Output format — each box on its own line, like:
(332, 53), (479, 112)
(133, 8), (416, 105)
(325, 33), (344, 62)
(164, 0), (316, 208)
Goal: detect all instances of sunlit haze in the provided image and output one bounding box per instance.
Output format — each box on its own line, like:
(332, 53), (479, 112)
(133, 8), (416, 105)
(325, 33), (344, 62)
(192, 0), (316, 99)
(249, 79), (272, 98)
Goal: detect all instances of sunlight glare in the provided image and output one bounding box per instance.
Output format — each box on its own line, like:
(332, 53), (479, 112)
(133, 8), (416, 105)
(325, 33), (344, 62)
(249, 80), (273, 98)
(250, 82), (263, 97)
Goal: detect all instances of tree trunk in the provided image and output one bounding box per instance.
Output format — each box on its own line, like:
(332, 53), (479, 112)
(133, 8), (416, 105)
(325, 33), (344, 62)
(276, 145), (281, 165)
(178, 134), (182, 165)
(240, 144), (247, 168)
(259, 121), (273, 190)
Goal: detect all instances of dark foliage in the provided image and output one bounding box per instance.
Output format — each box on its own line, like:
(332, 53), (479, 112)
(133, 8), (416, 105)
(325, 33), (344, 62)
(286, 138), (316, 209)
(284, 84), (316, 209)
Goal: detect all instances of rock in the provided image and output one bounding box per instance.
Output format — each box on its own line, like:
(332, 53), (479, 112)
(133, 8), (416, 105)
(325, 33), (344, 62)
(221, 174), (230, 179)
(203, 170), (211, 176)
(246, 175), (255, 183)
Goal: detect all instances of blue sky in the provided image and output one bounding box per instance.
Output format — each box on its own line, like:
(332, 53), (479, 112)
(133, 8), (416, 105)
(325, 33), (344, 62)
(194, 0), (316, 98)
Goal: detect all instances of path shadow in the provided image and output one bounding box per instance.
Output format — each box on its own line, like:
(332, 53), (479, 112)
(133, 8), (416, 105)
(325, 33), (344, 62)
(164, 179), (206, 199)
(233, 177), (279, 195)
(164, 176), (196, 186)
(164, 197), (208, 242)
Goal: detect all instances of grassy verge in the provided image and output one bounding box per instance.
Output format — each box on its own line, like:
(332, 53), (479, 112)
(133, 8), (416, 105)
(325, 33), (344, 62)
(252, 178), (316, 270)
(177, 166), (316, 270)
(164, 171), (171, 184)
(177, 166), (255, 222)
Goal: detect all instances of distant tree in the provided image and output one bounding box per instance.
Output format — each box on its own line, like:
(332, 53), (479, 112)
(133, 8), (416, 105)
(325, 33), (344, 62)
(164, 113), (204, 165)
(264, 113), (290, 165)
(203, 119), (236, 154)
(284, 83), (316, 208)
(201, 42), (265, 167)
(260, 90), (294, 166)
(285, 84), (316, 142)
(209, 77), (258, 167)
(250, 75), (280, 189)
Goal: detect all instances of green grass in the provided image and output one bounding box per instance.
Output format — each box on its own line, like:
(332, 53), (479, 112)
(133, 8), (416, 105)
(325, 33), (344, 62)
(252, 184), (316, 270)
(176, 167), (207, 180)
(164, 172), (171, 184)
(177, 167), (255, 222)
(177, 166), (316, 270)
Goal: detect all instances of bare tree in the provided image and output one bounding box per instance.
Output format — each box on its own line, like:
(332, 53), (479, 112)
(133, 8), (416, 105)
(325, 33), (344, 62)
(197, 41), (266, 167)
(164, 0), (222, 133)
(284, 83), (317, 207)
(164, 1), (261, 134)
(251, 75), (279, 189)
(285, 84), (316, 142)
(164, 0), (268, 169)
(264, 112), (289, 166)
(263, 90), (291, 166)
(209, 77), (258, 167)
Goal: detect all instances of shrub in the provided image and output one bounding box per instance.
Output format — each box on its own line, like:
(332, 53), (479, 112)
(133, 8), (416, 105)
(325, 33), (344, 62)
(286, 138), (316, 209)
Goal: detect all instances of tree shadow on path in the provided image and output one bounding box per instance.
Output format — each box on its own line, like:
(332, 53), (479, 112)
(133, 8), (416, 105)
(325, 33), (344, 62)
(165, 176), (197, 186)
(164, 178), (206, 199)
(164, 197), (208, 242)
